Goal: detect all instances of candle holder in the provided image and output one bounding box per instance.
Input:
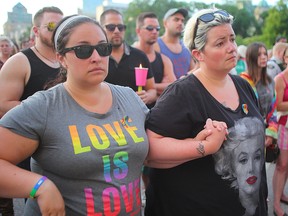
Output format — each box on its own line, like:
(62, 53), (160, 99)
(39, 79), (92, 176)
(135, 66), (148, 91)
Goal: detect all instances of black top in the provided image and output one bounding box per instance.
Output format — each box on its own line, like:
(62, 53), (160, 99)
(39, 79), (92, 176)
(20, 48), (60, 100)
(105, 44), (154, 92)
(145, 74), (268, 216)
(151, 51), (164, 83)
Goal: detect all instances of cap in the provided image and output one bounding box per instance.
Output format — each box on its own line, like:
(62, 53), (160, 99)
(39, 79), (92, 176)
(163, 8), (188, 21)
(237, 45), (247, 58)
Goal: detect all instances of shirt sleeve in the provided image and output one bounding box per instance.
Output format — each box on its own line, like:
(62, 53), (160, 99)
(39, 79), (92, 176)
(0, 92), (48, 140)
(146, 81), (195, 139)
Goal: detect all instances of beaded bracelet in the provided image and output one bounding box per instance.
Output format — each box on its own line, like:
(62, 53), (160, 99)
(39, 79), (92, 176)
(29, 176), (47, 199)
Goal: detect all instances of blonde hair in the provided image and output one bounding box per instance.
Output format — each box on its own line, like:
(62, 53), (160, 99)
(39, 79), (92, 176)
(273, 42), (288, 56)
(183, 8), (233, 52)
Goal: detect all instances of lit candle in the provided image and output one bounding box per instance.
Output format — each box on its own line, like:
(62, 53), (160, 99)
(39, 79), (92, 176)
(135, 64), (148, 92)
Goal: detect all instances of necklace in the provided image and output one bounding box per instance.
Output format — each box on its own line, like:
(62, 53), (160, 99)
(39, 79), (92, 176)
(34, 46), (58, 64)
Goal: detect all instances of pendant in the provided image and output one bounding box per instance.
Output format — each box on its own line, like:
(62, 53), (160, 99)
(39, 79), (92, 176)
(242, 104), (248, 115)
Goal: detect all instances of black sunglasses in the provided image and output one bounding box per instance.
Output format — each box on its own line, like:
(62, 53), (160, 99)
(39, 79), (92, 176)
(105, 24), (126, 32)
(63, 43), (112, 59)
(193, 10), (230, 46)
(142, 26), (161, 32)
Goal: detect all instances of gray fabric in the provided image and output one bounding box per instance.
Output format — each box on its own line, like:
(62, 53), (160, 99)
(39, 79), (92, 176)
(267, 57), (282, 79)
(256, 80), (275, 118)
(0, 83), (149, 215)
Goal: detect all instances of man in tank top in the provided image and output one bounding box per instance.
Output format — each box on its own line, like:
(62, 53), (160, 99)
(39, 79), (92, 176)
(134, 12), (176, 108)
(153, 8), (195, 79)
(0, 6), (63, 174)
(0, 6), (63, 214)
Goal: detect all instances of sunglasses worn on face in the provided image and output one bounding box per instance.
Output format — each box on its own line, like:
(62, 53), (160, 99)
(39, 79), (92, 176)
(105, 24), (126, 32)
(142, 26), (161, 32)
(63, 43), (112, 59)
(44, 22), (57, 32)
(193, 10), (230, 46)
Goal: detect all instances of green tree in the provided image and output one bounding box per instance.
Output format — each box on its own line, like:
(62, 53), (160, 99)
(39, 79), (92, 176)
(123, 0), (190, 44)
(262, 0), (288, 48)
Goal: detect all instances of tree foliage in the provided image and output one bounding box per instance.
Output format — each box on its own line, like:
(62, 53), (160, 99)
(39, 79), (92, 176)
(262, 0), (288, 47)
(122, 0), (287, 48)
(123, 0), (190, 44)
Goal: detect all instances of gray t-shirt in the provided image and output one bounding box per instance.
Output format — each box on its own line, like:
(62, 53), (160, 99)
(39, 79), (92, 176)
(0, 83), (149, 215)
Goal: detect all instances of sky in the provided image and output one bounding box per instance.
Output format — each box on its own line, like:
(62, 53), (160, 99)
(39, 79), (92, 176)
(0, 0), (278, 35)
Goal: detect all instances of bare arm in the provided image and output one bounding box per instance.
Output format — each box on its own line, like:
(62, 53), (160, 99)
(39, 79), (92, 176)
(154, 54), (176, 96)
(0, 126), (65, 215)
(146, 119), (227, 168)
(0, 53), (30, 117)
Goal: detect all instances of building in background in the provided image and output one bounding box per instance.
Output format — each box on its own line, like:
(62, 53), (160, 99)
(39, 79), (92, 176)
(79, 0), (128, 21)
(3, 3), (32, 46)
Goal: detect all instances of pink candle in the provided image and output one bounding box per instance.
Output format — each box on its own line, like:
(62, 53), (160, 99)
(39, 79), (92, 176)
(135, 64), (148, 91)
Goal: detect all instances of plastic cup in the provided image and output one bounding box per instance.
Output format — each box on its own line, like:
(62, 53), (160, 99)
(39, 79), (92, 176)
(135, 67), (148, 87)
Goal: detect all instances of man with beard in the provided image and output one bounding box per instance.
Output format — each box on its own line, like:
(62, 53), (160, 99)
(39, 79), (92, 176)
(134, 12), (176, 107)
(0, 6), (63, 215)
(0, 6), (63, 171)
(100, 9), (157, 107)
(154, 8), (195, 79)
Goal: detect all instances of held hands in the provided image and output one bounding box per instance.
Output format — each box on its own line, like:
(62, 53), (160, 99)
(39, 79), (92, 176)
(36, 179), (65, 216)
(195, 118), (228, 156)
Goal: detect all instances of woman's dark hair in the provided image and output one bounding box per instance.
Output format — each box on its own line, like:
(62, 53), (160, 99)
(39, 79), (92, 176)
(45, 15), (108, 89)
(246, 42), (271, 85)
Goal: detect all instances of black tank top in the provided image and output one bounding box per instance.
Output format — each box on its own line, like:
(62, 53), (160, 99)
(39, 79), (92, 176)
(151, 51), (164, 83)
(20, 48), (60, 100)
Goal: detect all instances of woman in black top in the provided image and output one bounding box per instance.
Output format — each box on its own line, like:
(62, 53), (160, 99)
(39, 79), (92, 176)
(145, 8), (267, 216)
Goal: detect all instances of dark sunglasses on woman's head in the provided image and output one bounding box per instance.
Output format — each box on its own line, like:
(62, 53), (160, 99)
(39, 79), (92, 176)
(105, 24), (126, 32)
(62, 43), (112, 59)
(198, 10), (230, 23)
(193, 10), (230, 44)
(142, 26), (161, 32)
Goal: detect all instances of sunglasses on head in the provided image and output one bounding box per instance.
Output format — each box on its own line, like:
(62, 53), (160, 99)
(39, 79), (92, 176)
(142, 26), (161, 32)
(105, 24), (126, 32)
(193, 10), (230, 46)
(44, 22), (57, 32)
(62, 43), (112, 59)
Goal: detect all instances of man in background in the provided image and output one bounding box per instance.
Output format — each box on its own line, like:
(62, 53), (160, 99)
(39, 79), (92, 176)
(267, 42), (287, 79)
(0, 7), (63, 215)
(134, 12), (176, 106)
(154, 8), (195, 79)
(0, 36), (13, 69)
(100, 9), (157, 107)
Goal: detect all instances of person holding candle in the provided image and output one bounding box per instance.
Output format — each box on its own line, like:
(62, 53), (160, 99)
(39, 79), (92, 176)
(134, 12), (176, 100)
(100, 9), (157, 107)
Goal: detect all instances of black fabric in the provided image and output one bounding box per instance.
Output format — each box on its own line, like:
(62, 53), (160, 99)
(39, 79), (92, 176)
(145, 74), (268, 216)
(0, 198), (14, 216)
(105, 45), (153, 92)
(20, 48), (60, 101)
(151, 51), (164, 83)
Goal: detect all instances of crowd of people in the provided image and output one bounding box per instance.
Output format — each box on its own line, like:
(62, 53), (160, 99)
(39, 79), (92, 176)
(0, 4), (288, 216)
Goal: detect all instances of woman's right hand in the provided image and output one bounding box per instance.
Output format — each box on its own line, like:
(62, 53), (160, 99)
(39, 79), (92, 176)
(36, 178), (65, 216)
(203, 118), (227, 154)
